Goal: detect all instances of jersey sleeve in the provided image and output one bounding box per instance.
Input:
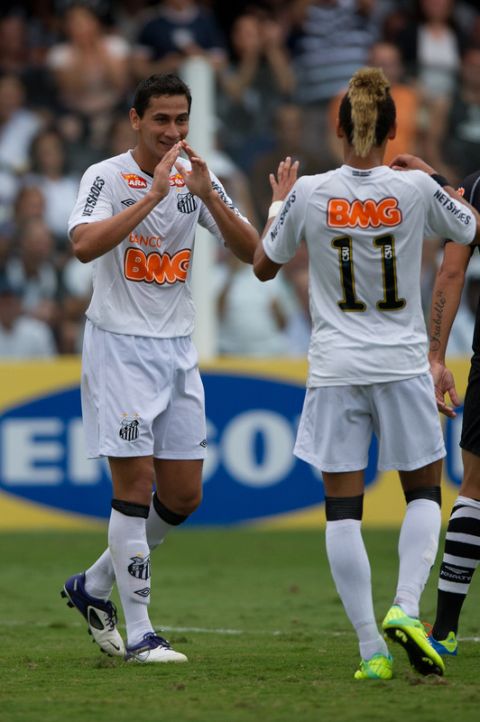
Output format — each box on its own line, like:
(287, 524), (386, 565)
(262, 179), (306, 265)
(68, 163), (113, 237)
(419, 172), (476, 245)
(198, 171), (251, 242)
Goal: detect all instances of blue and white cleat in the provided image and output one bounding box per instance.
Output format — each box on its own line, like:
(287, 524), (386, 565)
(125, 632), (188, 663)
(61, 572), (125, 657)
(429, 631), (458, 657)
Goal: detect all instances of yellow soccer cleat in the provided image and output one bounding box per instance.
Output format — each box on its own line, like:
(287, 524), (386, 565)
(354, 652), (394, 680)
(382, 605), (445, 676)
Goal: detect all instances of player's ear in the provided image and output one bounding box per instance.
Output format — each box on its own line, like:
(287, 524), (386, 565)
(388, 120), (397, 141)
(336, 118), (344, 139)
(129, 107), (140, 131)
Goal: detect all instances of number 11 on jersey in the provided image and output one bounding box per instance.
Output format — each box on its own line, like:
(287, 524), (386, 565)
(332, 233), (406, 313)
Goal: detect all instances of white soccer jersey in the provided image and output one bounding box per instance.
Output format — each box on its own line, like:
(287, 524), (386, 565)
(263, 165), (476, 386)
(68, 150), (247, 338)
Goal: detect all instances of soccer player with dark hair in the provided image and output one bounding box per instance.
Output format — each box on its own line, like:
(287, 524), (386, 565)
(60, 73), (258, 663)
(254, 67), (480, 680)
(428, 169), (480, 658)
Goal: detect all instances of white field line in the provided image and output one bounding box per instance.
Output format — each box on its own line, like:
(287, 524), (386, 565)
(1, 621), (338, 635)
(2, 620), (479, 642)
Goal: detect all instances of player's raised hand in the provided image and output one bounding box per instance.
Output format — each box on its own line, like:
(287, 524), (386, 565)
(269, 156), (299, 202)
(390, 153), (436, 175)
(430, 359), (460, 418)
(175, 141), (213, 201)
(150, 142), (182, 201)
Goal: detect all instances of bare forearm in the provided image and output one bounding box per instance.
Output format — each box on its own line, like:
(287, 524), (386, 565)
(203, 191), (258, 264)
(429, 274), (464, 361)
(72, 193), (162, 262)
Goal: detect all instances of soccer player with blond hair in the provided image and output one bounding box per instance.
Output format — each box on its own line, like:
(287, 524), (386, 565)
(254, 67), (480, 680)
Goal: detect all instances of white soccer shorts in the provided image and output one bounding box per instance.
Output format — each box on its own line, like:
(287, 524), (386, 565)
(294, 373), (446, 473)
(81, 320), (207, 459)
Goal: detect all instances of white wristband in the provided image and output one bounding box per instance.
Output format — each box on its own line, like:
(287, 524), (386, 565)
(268, 200), (283, 220)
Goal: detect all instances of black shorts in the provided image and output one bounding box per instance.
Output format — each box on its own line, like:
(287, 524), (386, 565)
(460, 357), (480, 456)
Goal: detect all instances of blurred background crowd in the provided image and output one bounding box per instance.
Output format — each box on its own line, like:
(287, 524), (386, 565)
(1, 0), (480, 359)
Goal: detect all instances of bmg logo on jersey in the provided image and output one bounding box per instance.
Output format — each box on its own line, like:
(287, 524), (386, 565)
(328, 197), (402, 228)
(124, 248), (191, 285)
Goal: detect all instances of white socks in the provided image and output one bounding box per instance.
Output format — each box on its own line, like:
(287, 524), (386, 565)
(394, 498), (441, 618)
(108, 507), (153, 646)
(84, 495), (176, 646)
(326, 519), (388, 660)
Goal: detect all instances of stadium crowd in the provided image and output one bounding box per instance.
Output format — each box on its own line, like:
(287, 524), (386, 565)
(1, 0), (480, 358)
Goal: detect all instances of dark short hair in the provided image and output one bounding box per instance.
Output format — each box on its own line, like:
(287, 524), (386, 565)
(132, 74), (192, 117)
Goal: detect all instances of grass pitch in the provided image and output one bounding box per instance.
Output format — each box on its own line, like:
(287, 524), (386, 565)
(0, 528), (479, 722)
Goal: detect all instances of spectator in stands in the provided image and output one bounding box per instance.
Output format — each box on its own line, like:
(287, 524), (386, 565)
(58, 255), (92, 354)
(12, 185), (46, 229)
(442, 47), (480, 182)
(251, 102), (323, 224)
(328, 42), (420, 166)
(5, 217), (59, 329)
(0, 74), (43, 175)
(25, 128), (79, 255)
(215, 253), (291, 357)
(105, 113), (137, 156)
(46, 2), (131, 148)
(392, 0), (466, 171)
(289, 0), (379, 157)
(217, 10), (295, 171)
(133, 0), (226, 79)
(0, 278), (56, 358)
(0, 225), (13, 279)
(0, 12), (56, 110)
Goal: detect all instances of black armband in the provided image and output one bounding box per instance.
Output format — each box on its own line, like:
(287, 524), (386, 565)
(430, 173), (450, 188)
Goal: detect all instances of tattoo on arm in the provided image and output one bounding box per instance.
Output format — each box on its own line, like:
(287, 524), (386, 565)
(430, 291), (446, 353)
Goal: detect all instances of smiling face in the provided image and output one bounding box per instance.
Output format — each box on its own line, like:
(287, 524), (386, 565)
(130, 94), (190, 170)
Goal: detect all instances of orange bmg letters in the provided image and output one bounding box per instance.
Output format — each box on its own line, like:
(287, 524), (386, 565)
(328, 198), (402, 228)
(124, 248), (191, 285)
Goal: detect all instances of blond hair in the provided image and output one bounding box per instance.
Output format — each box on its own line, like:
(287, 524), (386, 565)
(346, 67), (391, 157)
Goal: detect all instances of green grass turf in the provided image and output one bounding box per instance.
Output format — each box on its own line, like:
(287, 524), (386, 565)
(0, 528), (479, 722)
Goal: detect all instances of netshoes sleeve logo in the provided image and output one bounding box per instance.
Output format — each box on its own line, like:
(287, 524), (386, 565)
(433, 188), (471, 225)
(327, 198), (402, 228)
(121, 173), (148, 189)
(82, 176), (105, 216)
(124, 248), (191, 285)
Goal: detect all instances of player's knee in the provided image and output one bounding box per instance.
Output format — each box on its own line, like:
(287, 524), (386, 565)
(154, 488), (202, 523)
(325, 494), (363, 521)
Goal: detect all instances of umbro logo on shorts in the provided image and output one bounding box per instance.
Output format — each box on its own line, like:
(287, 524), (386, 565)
(177, 192), (197, 214)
